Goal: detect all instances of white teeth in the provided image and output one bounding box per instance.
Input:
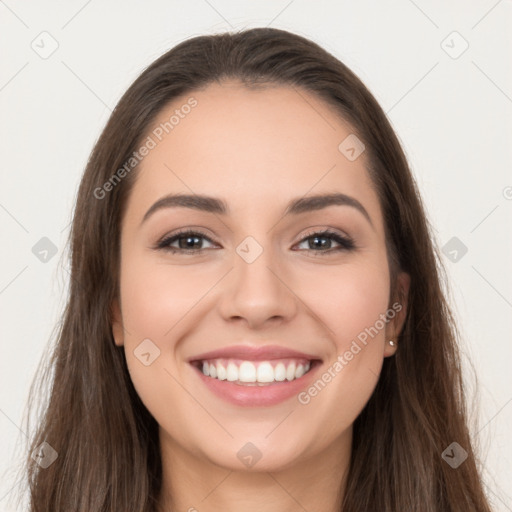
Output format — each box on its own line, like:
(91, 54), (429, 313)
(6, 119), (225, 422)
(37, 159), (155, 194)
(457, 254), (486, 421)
(286, 362), (296, 381)
(239, 361), (256, 382)
(226, 362), (239, 382)
(274, 363), (286, 381)
(216, 362), (227, 380)
(199, 359), (313, 384)
(256, 362), (275, 383)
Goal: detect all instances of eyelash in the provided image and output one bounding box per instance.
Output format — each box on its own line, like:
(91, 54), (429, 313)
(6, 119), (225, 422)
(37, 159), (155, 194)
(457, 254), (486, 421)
(156, 228), (356, 255)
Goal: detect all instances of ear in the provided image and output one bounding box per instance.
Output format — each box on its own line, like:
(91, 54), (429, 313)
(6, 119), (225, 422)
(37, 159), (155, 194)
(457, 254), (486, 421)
(110, 298), (125, 347)
(384, 271), (410, 357)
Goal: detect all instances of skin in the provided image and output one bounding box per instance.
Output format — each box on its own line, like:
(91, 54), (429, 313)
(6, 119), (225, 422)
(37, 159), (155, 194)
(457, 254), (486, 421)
(111, 81), (410, 512)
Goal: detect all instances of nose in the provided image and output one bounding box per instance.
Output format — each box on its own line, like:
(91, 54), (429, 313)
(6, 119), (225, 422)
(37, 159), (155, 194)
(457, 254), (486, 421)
(218, 242), (298, 330)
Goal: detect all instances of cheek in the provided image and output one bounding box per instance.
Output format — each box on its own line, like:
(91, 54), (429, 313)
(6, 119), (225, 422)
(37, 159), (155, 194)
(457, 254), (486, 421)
(293, 259), (390, 427)
(117, 251), (221, 411)
(118, 256), (206, 436)
(298, 258), (390, 346)
(119, 254), (215, 339)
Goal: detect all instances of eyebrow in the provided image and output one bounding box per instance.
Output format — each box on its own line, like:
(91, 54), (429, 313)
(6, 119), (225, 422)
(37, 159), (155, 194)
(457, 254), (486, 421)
(140, 192), (374, 228)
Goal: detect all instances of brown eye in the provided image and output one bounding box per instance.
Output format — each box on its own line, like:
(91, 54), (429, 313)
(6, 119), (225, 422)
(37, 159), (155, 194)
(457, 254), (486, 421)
(157, 230), (217, 253)
(294, 230), (355, 254)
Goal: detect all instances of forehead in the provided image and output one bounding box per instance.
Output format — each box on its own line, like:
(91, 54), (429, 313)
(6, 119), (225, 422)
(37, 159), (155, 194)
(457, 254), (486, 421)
(126, 81), (383, 230)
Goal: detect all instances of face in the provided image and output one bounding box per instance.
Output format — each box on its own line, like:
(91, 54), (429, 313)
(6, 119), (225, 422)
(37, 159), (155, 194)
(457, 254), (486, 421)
(111, 81), (409, 472)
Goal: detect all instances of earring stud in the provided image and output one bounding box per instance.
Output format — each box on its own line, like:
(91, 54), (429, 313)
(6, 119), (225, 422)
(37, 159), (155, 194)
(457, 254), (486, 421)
(389, 340), (395, 346)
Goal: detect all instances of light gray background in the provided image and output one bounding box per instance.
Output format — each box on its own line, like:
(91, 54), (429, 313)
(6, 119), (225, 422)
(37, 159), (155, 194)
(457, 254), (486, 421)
(1, 1), (511, 510)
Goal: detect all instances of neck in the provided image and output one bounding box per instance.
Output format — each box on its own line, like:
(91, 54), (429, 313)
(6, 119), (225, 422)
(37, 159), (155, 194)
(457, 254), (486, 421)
(157, 428), (352, 512)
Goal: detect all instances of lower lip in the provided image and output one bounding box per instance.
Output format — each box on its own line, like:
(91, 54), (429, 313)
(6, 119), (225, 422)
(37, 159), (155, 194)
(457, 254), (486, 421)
(191, 361), (321, 407)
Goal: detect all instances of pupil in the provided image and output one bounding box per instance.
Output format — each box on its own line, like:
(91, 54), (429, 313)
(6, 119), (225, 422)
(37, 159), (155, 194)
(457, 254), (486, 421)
(180, 235), (200, 249)
(311, 236), (329, 249)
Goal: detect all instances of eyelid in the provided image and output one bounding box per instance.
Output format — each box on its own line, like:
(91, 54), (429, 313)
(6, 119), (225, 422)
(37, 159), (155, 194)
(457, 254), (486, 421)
(156, 227), (218, 250)
(297, 226), (352, 243)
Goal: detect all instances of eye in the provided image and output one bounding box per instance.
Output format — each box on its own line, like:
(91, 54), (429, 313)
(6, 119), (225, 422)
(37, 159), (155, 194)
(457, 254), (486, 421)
(156, 229), (217, 254)
(155, 228), (356, 255)
(294, 229), (356, 254)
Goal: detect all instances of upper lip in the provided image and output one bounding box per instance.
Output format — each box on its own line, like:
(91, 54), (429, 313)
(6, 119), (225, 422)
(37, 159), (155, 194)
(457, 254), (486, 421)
(188, 344), (321, 362)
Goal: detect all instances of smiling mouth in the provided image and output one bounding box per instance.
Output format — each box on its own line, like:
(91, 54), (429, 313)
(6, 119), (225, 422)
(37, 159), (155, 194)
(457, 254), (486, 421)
(190, 358), (322, 386)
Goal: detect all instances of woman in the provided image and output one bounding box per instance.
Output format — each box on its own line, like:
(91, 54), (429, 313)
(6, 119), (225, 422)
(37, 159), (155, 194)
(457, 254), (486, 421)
(18, 27), (493, 511)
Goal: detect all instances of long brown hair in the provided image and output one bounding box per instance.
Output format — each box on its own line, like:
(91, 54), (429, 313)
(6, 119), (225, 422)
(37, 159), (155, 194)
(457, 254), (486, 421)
(13, 27), (493, 511)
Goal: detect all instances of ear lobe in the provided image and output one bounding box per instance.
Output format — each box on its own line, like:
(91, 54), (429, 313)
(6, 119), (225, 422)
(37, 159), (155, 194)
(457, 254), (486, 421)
(110, 298), (124, 346)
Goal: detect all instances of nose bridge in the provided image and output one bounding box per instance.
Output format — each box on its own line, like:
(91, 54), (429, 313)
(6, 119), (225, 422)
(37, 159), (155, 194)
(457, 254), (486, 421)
(235, 235), (279, 290)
